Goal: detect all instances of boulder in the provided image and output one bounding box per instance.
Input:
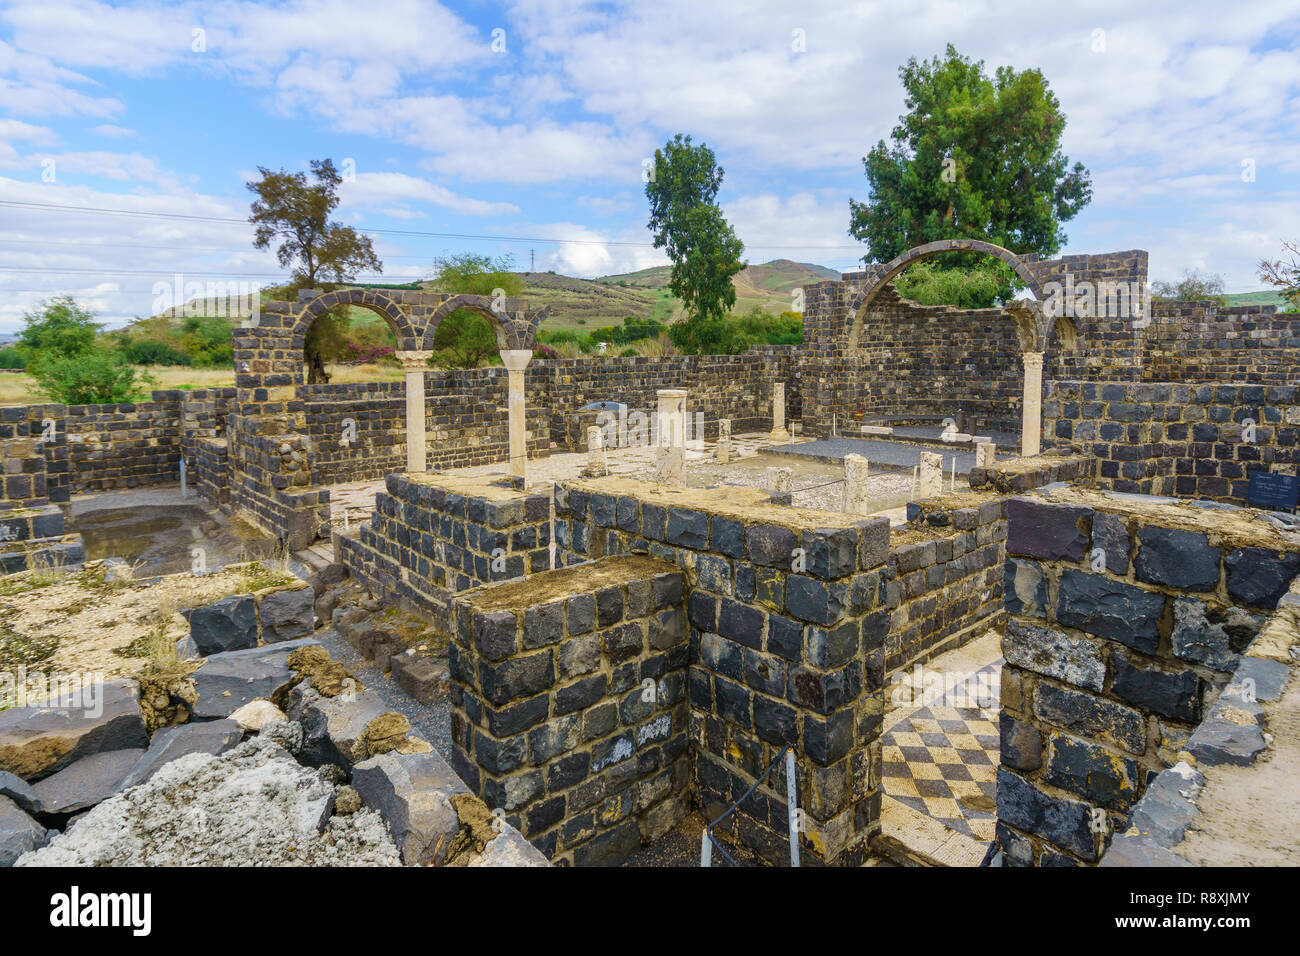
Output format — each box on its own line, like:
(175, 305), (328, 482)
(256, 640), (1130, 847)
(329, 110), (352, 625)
(31, 749), (145, 818)
(0, 679), (149, 780)
(351, 749), (470, 865)
(0, 771), (41, 816)
(120, 721), (243, 789)
(0, 795), (49, 866)
(290, 685), (409, 769)
(187, 594), (258, 655)
(190, 638), (319, 721)
(229, 700), (287, 732)
(259, 586), (316, 643)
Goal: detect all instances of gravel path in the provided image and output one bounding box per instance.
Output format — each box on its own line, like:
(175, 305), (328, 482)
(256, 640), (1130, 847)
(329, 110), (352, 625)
(310, 624), (452, 759)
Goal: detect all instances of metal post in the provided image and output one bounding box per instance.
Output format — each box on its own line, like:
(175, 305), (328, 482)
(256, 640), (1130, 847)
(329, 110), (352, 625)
(700, 828), (713, 867)
(786, 749), (800, 868)
(179, 457), (187, 498)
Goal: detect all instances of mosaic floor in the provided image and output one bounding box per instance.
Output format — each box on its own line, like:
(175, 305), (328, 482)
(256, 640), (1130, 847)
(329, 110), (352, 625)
(879, 632), (1002, 864)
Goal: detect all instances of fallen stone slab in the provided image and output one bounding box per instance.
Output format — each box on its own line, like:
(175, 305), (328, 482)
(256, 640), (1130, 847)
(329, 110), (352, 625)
(352, 749), (470, 865)
(16, 738), (400, 867)
(259, 586), (315, 643)
(0, 771), (41, 816)
(120, 720), (243, 789)
(0, 795), (50, 866)
(391, 652), (449, 704)
(290, 685), (411, 770)
(0, 679), (149, 781)
(187, 593), (258, 655)
(190, 638), (319, 721)
(31, 748), (146, 818)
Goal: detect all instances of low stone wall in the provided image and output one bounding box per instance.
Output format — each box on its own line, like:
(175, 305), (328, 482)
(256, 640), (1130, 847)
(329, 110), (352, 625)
(448, 554), (689, 865)
(1044, 381), (1298, 503)
(886, 496), (1007, 672)
(996, 486), (1300, 866)
(1101, 587), (1298, 866)
(337, 473), (551, 625)
(553, 477), (889, 866)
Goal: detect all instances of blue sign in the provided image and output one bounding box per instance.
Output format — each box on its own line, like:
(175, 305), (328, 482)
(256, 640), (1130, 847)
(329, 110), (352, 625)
(1247, 471), (1300, 512)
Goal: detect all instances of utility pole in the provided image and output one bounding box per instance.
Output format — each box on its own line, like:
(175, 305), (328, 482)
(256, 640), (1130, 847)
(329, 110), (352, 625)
(530, 248), (535, 272)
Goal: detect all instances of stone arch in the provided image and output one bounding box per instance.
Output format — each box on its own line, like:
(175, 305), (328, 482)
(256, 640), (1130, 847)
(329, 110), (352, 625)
(290, 288), (420, 352)
(420, 294), (527, 352)
(847, 240), (1048, 351)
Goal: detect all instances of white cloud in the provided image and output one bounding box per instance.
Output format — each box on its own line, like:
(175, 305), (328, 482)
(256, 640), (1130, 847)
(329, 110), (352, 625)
(92, 124), (135, 137)
(339, 171), (520, 217)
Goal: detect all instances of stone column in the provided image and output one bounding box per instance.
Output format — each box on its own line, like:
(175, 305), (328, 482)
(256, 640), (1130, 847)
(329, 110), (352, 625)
(918, 451), (943, 498)
(716, 419), (733, 464)
(1021, 351), (1044, 458)
(656, 389), (688, 449)
(500, 349), (533, 479)
(397, 350), (432, 473)
(976, 441), (997, 469)
(769, 382), (791, 444)
(583, 425), (607, 477)
(767, 466), (793, 495)
(843, 453), (870, 515)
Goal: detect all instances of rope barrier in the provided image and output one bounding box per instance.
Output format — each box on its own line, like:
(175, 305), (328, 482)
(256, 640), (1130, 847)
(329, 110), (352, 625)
(701, 745), (799, 868)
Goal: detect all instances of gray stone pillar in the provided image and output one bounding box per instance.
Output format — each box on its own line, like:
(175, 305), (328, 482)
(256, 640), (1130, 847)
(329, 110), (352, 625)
(716, 419), (733, 464)
(656, 389), (688, 449)
(843, 453), (870, 515)
(918, 451), (943, 498)
(1021, 351), (1044, 458)
(397, 350), (431, 473)
(769, 382), (791, 444)
(500, 349), (533, 479)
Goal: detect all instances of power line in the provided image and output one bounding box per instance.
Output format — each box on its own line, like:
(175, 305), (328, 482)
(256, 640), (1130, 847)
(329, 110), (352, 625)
(0, 197), (869, 252)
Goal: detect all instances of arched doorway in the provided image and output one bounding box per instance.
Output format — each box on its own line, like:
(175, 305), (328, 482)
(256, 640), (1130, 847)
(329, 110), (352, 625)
(847, 240), (1055, 456)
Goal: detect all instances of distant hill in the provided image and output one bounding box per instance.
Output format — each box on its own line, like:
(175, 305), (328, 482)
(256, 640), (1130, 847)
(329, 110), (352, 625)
(129, 259), (842, 335)
(1223, 290), (1293, 309)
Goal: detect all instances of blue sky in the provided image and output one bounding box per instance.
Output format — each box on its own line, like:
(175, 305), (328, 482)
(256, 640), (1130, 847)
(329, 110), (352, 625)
(1, 0), (1298, 329)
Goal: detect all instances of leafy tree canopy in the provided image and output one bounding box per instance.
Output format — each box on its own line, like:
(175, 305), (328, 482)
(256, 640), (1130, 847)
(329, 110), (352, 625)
(646, 134), (746, 327)
(428, 253), (523, 369)
(849, 45), (1091, 306)
(1150, 269), (1227, 304)
(19, 296), (99, 360)
(247, 158), (383, 382)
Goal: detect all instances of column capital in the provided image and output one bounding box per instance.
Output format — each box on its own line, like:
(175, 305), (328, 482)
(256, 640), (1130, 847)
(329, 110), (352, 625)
(1021, 350), (1045, 369)
(395, 350), (432, 372)
(499, 349), (533, 371)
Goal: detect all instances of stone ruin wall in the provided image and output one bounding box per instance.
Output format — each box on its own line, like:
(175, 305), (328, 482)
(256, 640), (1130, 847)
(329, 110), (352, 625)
(996, 489), (1300, 865)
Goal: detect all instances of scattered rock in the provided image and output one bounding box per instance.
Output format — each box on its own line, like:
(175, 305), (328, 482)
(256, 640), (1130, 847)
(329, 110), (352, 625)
(0, 679), (149, 781)
(120, 720), (243, 790)
(229, 700), (287, 732)
(186, 594), (258, 655)
(258, 586), (316, 643)
(190, 638), (318, 720)
(16, 738), (400, 867)
(0, 795), (49, 866)
(0, 771), (41, 816)
(31, 749), (146, 819)
(287, 645), (362, 697)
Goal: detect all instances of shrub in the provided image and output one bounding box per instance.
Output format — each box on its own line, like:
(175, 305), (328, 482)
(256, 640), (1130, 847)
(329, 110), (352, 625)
(122, 341), (192, 366)
(0, 348), (26, 370)
(30, 349), (155, 404)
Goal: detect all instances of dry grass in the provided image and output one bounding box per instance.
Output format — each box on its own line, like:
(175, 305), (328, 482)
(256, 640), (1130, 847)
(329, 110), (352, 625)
(0, 560), (298, 693)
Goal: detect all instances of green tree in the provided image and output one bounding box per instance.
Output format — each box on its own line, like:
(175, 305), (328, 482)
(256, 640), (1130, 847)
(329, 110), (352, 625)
(247, 159), (383, 382)
(19, 298), (152, 403)
(428, 253), (522, 369)
(894, 260), (1013, 310)
(1150, 269), (1227, 304)
(849, 45), (1091, 306)
(645, 134), (746, 333)
(1258, 241), (1300, 311)
(18, 296), (98, 360)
